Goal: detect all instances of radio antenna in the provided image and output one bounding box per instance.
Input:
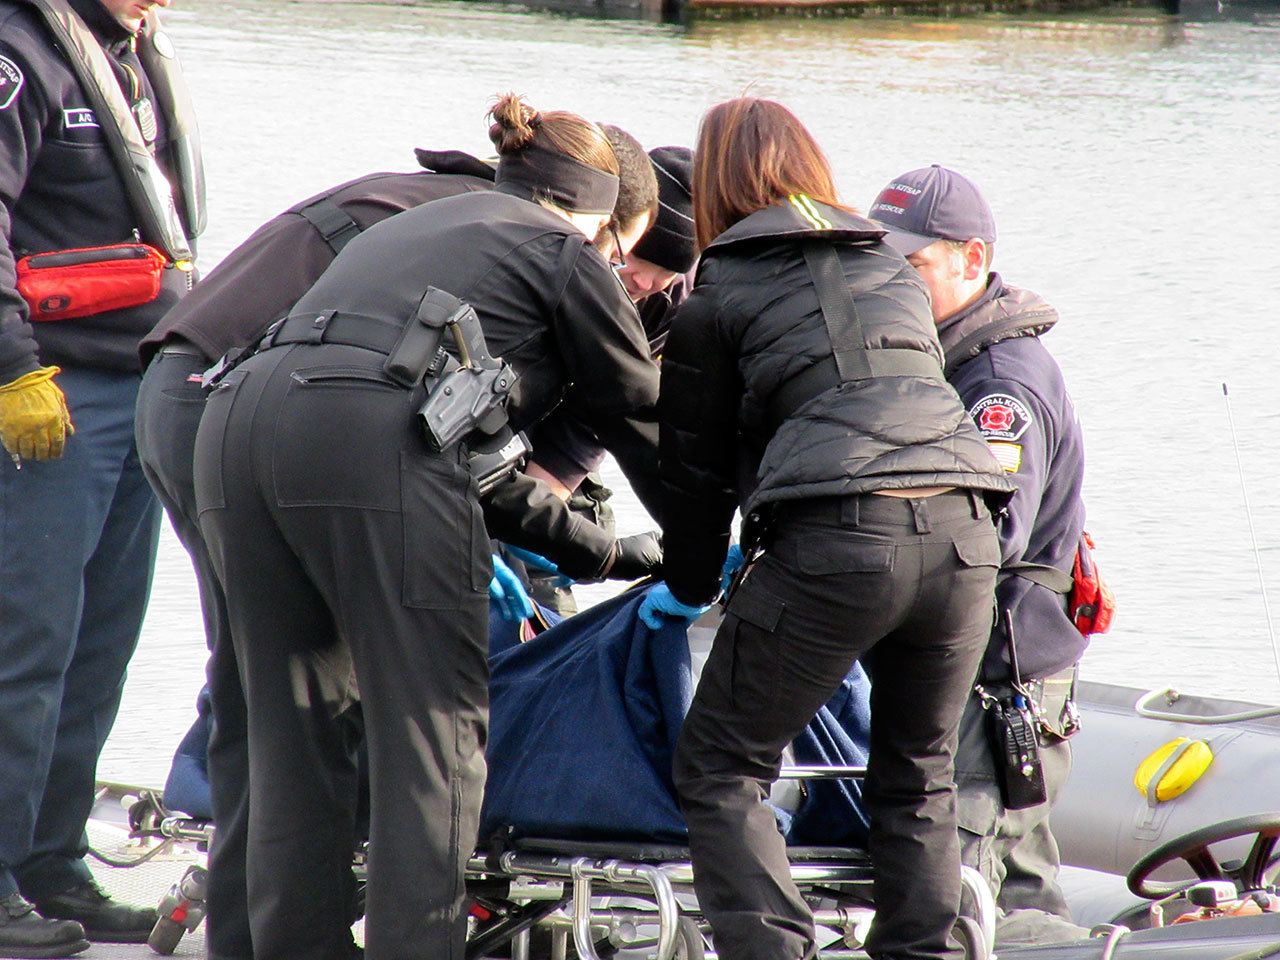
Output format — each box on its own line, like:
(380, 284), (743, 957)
(1223, 383), (1280, 685)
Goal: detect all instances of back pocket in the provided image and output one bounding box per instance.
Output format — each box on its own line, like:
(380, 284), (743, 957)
(271, 366), (405, 509)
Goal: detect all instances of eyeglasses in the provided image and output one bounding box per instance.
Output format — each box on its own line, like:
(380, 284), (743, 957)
(609, 223), (626, 274)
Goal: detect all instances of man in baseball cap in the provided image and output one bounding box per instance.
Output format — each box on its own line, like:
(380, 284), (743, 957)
(871, 166), (1093, 949)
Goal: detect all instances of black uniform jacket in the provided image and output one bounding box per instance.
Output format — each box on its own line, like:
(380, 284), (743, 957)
(659, 199), (1014, 604)
(287, 187), (662, 577)
(0, 0), (189, 380)
(141, 167), (493, 366)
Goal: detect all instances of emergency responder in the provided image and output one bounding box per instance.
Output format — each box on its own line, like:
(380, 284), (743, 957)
(135, 138), (661, 959)
(191, 94), (664, 960)
(0, 0), (202, 952)
(870, 165), (1091, 946)
(646, 98), (1014, 960)
(520, 143), (697, 613)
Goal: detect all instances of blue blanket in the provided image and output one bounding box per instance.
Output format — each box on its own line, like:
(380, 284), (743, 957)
(164, 590), (874, 848)
(481, 588), (871, 847)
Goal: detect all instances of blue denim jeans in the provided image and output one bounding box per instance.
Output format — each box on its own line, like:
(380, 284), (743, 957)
(0, 366), (160, 899)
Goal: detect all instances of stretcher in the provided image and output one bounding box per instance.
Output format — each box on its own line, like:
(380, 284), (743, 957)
(114, 768), (997, 960)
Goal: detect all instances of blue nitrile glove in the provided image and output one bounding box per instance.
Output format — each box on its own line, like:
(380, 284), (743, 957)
(720, 543), (746, 594)
(639, 582), (713, 631)
(503, 544), (574, 588)
(489, 554), (535, 623)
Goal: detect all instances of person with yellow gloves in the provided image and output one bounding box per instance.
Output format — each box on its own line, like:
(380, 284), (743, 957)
(0, 366), (74, 462)
(0, 0), (204, 952)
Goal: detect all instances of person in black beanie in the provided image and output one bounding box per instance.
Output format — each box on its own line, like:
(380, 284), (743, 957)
(618, 146), (696, 310)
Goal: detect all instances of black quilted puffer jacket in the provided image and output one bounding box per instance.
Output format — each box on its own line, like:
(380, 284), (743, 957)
(659, 197), (1014, 604)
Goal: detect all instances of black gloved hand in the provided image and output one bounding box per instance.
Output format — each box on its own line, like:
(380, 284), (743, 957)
(607, 530), (663, 581)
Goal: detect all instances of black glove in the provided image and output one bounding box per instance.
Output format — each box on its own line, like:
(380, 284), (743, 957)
(606, 530), (663, 581)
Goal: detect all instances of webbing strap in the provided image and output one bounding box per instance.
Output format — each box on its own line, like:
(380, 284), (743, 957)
(1001, 560), (1073, 595)
(296, 199), (362, 255)
(802, 242), (945, 383)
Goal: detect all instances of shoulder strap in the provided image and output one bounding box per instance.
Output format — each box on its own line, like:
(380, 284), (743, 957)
(1000, 560), (1073, 594)
(134, 10), (205, 239)
(296, 198), (361, 255)
(20, 0), (191, 261)
(943, 313), (1044, 377)
(549, 232), (587, 311)
(802, 241), (945, 383)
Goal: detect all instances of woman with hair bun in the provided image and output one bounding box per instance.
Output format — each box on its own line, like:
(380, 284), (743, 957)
(192, 93), (663, 960)
(648, 97), (1014, 960)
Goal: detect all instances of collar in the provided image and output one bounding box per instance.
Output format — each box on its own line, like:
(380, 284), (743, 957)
(937, 273), (1060, 374)
(67, 0), (135, 46)
(703, 195), (885, 254)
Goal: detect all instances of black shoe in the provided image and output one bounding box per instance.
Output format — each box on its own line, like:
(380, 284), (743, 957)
(31, 881), (157, 944)
(0, 893), (89, 959)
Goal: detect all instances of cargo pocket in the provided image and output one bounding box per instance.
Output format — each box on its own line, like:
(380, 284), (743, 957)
(956, 775), (1002, 893)
(722, 582), (786, 710)
(795, 535), (895, 576)
(953, 533), (1001, 570)
(400, 451), (487, 610)
(794, 534), (896, 609)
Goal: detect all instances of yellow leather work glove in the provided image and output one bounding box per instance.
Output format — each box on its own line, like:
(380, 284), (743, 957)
(0, 366), (75, 462)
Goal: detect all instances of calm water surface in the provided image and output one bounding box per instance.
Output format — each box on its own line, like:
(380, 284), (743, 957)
(102, 0), (1280, 785)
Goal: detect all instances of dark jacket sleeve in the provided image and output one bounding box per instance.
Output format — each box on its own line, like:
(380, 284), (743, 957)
(658, 277), (741, 605)
(0, 30), (46, 383)
(481, 470), (615, 581)
(527, 402), (606, 492)
(958, 376), (1053, 566)
(551, 244), (663, 521)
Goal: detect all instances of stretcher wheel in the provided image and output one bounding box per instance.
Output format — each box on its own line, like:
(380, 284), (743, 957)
(674, 917), (707, 960)
(147, 916), (187, 955)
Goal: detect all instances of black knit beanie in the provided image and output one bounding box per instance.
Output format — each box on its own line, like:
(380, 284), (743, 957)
(630, 146), (696, 274)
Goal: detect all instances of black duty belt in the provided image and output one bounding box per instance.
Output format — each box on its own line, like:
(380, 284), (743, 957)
(258, 310), (405, 356)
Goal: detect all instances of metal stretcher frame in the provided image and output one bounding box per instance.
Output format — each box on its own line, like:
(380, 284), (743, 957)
(460, 764), (998, 960)
(121, 772), (997, 959)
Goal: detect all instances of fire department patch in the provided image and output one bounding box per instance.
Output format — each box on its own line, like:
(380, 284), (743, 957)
(0, 56), (23, 110)
(969, 393), (1032, 442)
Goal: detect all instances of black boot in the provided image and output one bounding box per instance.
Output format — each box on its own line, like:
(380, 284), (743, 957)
(31, 881), (157, 944)
(0, 893), (89, 959)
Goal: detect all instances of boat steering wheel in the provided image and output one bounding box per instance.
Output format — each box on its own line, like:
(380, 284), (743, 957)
(1126, 812), (1280, 899)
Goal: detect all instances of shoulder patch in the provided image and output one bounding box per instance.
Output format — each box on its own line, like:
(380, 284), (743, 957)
(969, 393), (1033, 442)
(987, 441), (1023, 474)
(0, 55), (23, 110)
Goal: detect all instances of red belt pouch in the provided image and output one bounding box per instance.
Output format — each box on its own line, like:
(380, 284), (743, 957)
(15, 243), (168, 321)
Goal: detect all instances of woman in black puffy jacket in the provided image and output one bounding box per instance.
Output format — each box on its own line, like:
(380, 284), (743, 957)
(652, 98), (1014, 960)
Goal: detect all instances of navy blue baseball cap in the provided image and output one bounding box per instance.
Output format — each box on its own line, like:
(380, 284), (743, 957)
(869, 165), (997, 256)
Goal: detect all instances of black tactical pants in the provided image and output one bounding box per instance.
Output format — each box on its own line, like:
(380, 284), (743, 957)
(135, 345), (255, 960)
(673, 491), (998, 960)
(193, 342), (490, 960)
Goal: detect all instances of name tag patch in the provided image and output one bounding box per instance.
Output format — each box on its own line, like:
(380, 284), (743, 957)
(0, 56), (23, 110)
(63, 108), (99, 129)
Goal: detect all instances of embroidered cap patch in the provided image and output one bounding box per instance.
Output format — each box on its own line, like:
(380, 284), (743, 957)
(969, 393), (1032, 442)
